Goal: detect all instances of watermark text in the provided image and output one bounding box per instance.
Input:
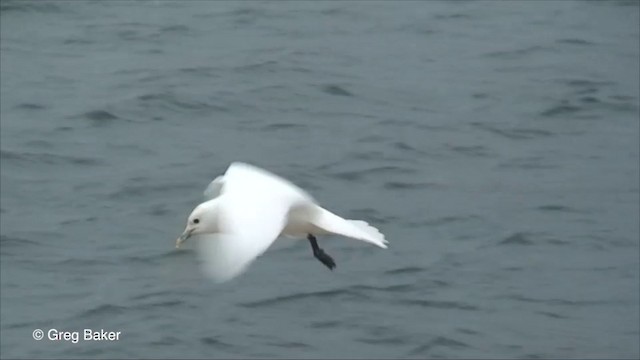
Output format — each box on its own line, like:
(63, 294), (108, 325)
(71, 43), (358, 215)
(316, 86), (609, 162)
(32, 328), (121, 344)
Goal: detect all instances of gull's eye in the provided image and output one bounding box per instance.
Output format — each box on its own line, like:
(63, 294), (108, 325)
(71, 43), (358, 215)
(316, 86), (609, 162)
(193, 218), (200, 224)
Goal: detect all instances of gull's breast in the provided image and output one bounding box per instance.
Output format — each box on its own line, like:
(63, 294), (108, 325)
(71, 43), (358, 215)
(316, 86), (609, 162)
(280, 202), (328, 239)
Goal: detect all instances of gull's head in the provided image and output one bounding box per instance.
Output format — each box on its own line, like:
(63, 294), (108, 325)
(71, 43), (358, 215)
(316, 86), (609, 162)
(176, 202), (217, 249)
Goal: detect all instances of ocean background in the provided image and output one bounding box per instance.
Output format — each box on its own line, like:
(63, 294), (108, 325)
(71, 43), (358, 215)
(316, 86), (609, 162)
(1, 1), (638, 359)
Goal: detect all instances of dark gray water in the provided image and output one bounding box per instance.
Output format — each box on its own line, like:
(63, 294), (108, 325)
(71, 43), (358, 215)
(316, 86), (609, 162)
(1, 1), (638, 358)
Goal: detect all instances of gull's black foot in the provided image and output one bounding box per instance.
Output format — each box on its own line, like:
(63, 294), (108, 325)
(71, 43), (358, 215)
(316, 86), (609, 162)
(313, 248), (336, 270)
(307, 234), (336, 270)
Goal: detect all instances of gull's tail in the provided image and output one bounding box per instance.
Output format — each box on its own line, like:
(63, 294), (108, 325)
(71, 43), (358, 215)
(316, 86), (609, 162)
(310, 206), (388, 249)
(345, 219), (388, 248)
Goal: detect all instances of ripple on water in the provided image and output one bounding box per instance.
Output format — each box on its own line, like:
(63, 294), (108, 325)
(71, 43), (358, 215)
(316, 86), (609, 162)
(497, 232), (571, 247)
(76, 304), (128, 320)
(384, 266), (426, 275)
(446, 144), (494, 158)
(498, 232), (536, 246)
(149, 335), (183, 346)
(130, 290), (181, 302)
(455, 328), (479, 335)
(59, 216), (99, 225)
(535, 204), (583, 213)
(484, 45), (551, 60)
(123, 252), (175, 266)
(422, 214), (484, 228)
(14, 103), (48, 110)
(497, 156), (557, 170)
(356, 134), (387, 143)
(23, 139), (54, 149)
(349, 150), (389, 161)
(178, 66), (219, 77)
(309, 320), (342, 329)
(407, 336), (471, 357)
(136, 92), (228, 113)
(135, 300), (184, 310)
(200, 336), (238, 351)
(471, 122), (554, 140)
(55, 257), (117, 267)
(0, 235), (43, 257)
(239, 288), (366, 309)
(383, 181), (444, 191)
(356, 334), (407, 346)
(398, 299), (479, 311)
(240, 283), (415, 311)
(557, 78), (615, 90)
(0, 1), (62, 12)
(75, 299), (186, 324)
(321, 84), (354, 97)
(352, 283), (417, 293)
(70, 109), (124, 127)
(328, 165), (417, 182)
(0, 149), (104, 167)
(538, 101), (587, 118)
(0, 235), (41, 248)
(393, 141), (425, 154)
(535, 311), (571, 319)
(108, 181), (196, 200)
(159, 24), (190, 34)
(146, 204), (170, 217)
(261, 123), (308, 131)
(555, 38), (596, 46)
(81, 110), (119, 121)
(539, 78), (638, 119)
(265, 340), (312, 350)
(501, 294), (613, 307)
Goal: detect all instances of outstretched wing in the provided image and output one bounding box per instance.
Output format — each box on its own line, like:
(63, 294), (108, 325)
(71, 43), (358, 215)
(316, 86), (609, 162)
(195, 162), (312, 283)
(221, 162), (315, 204)
(202, 162), (314, 206)
(195, 195), (289, 283)
(203, 176), (224, 200)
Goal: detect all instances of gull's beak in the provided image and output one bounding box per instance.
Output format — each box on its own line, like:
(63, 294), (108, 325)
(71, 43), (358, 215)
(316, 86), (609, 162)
(175, 227), (194, 249)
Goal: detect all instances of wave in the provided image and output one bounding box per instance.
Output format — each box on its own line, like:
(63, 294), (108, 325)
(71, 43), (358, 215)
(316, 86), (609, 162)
(471, 122), (553, 140)
(502, 294), (614, 307)
(239, 288), (366, 308)
(1, 149), (104, 167)
(321, 84), (354, 97)
(397, 299), (479, 311)
(407, 336), (471, 356)
(328, 165), (417, 182)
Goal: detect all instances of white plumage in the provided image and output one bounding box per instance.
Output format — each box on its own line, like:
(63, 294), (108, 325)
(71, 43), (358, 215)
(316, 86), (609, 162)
(176, 162), (388, 283)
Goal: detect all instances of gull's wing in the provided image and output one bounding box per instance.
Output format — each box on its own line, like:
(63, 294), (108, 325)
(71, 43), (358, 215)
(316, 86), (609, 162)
(221, 162), (315, 203)
(195, 195), (290, 283)
(203, 176), (224, 200)
(195, 162), (311, 283)
(203, 162), (313, 204)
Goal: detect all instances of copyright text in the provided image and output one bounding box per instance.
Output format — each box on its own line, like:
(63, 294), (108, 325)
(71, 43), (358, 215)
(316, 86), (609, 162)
(33, 328), (122, 343)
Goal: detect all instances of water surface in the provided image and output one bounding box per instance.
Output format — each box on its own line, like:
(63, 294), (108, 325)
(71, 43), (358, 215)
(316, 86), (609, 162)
(1, 1), (638, 358)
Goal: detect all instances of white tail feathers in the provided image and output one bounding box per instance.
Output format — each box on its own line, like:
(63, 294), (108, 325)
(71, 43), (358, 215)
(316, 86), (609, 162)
(346, 220), (388, 249)
(310, 206), (389, 249)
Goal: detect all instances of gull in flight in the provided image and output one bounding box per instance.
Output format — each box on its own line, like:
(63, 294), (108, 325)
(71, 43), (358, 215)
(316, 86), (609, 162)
(176, 162), (388, 283)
